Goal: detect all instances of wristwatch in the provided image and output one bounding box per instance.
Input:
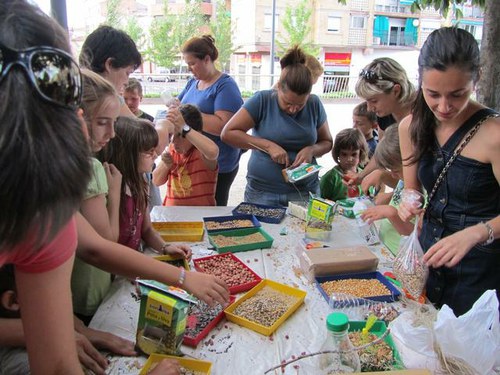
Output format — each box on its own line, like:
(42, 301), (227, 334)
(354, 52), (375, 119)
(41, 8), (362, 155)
(181, 124), (191, 138)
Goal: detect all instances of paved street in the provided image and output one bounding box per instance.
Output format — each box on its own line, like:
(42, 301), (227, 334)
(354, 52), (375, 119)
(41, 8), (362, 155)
(142, 100), (361, 206)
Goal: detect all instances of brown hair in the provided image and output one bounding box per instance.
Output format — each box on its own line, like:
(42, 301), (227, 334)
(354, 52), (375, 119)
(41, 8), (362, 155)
(278, 46), (312, 96)
(332, 128), (369, 166)
(181, 35), (218, 61)
(353, 101), (377, 123)
(125, 77), (144, 97)
(179, 104), (203, 132)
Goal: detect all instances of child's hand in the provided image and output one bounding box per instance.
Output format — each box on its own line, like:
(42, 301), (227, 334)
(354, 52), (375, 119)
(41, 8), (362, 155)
(184, 271), (230, 307)
(161, 151), (174, 169)
(74, 332), (109, 375)
(162, 243), (192, 260)
(166, 107), (185, 130)
(103, 162), (122, 197)
(82, 328), (137, 357)
(343, 170), (360, 186)
(361, 205), (396, 224)
(360, 169), (384, 195)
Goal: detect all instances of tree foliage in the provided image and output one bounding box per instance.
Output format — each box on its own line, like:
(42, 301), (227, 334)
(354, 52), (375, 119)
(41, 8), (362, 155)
(210, 0), (236, 72)
(147, 0), (208, 69)
(123, 17), (145, 53)
(105, 0), (122, 28)
(276, 0), (319, 57)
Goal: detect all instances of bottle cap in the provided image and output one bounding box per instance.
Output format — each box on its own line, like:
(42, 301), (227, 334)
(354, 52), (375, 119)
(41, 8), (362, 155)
(326, 312), (349, 332)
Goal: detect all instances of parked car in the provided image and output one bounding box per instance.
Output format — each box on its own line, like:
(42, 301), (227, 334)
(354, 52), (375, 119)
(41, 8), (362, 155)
(146, 67), (175, 83)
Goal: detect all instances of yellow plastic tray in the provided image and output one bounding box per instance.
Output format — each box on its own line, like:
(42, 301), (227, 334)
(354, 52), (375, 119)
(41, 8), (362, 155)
(224, 279), (306, 336)
(139, 354), (212, 374)
(153, 254), (190, 270)
(152, 221), (204, 242)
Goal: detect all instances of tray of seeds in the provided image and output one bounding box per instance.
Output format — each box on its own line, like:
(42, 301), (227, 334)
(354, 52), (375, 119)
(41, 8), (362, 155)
(316, 271), (401, 304)
(348, 320), (402, 372)
(208, 227), (274, 254)
(139, 353), (212, 375)
(193, 253), (262, 294)
(203, 214), (261, 233)
(183, 296), (236, 347)
(232, 202), (287, 224)
(224, 279), (306, 336)
(153, 254), (190, 270)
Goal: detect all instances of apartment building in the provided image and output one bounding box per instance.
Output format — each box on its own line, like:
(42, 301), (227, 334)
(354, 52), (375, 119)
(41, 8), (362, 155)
(230, 0), (484, 92)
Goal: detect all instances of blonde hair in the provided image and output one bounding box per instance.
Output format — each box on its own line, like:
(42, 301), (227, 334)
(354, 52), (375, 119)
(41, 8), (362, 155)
(81, 69), (119, 127)
(355, 57), (414, 105)
(373, 124), (401, 172)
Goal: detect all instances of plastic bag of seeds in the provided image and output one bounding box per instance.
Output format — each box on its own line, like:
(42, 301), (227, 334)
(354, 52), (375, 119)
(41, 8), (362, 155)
(393, 217), (428, 300)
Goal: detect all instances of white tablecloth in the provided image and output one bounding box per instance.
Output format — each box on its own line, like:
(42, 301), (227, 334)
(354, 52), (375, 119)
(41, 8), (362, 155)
(89, 206), (398, 374)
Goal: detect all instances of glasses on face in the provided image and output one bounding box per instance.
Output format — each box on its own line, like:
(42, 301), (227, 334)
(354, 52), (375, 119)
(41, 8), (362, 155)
(359, 69), (384, 84)
(0, 43), (82, 109)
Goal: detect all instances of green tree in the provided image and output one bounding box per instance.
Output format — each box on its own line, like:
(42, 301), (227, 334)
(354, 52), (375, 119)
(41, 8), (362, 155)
(276, 0), (319, 57)
(147, 0), (208, 69)
(124, 17), (145, 52)
(210, 0), (235, 72)
(105, 0), (122, 28)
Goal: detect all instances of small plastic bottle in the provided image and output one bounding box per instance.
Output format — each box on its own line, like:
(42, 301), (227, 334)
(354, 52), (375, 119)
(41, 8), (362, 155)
(320, 312), (361, 374)
(352, 199), (380, 245)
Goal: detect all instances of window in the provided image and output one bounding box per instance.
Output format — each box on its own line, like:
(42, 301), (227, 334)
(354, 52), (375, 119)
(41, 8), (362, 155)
(350, 16), (366, 29)
(264, 13), (279, 30)
(327, 16), (341, 32)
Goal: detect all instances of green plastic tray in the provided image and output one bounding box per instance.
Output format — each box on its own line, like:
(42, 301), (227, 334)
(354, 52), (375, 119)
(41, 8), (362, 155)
(208, 227), (274, 253)
(348, 320), (401, 368)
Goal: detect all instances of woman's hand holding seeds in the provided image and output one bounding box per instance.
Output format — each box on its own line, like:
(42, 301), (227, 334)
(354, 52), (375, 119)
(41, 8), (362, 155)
(184, 271), (230, 307)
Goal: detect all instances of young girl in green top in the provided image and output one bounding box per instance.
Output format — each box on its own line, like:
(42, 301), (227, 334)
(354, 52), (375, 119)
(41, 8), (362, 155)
(359, 125), (416, 255)
(320, 128), (369, 202)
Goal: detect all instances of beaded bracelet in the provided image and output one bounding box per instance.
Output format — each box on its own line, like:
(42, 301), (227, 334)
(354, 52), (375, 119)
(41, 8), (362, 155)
(177, 267), (186, 286)
(480, 222), (495, 246)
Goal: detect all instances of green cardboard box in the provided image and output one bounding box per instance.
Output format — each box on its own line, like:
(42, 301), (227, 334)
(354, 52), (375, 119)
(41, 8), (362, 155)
(136, 283), (189, 356)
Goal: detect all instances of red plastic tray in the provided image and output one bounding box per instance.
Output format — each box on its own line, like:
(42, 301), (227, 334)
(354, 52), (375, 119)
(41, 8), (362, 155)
(183, 296), (236, 348)
(193, 253), (262, 294)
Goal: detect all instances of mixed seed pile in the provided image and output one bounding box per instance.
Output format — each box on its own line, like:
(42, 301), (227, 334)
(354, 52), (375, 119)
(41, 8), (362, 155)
(210, 232), (267, 248)
(184, 300), (224, 339)
(348, 331), (394, 371)
(393, 259), (427, 298)
(235, 204), (285, 220)
(195, 254), (258, 288)
(205, 219), (255, 231)
(233, 286), (298, 327)
(321, 279), (391, 298)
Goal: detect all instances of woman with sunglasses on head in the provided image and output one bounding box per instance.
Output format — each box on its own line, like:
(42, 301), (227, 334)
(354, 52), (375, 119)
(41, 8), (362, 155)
(222, 46), (333, 206)
(0, 1), (91, 373)
(346, 57), (415, 198)
(399, 27), (500, 316)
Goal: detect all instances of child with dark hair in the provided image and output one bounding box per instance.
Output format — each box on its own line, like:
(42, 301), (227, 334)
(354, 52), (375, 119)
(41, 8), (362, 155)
(320, 129), (369, 201)
(153, 104), (219, 206)
(353, 101), (378, 158)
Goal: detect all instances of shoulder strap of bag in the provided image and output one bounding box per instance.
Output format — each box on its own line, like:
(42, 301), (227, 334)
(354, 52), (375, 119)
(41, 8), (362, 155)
(427, 110), (499, 204)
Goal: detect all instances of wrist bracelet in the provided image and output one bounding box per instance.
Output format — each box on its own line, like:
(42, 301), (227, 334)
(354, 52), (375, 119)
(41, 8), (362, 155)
(480, 221), (494, 246)
(177, 267), (186, 286)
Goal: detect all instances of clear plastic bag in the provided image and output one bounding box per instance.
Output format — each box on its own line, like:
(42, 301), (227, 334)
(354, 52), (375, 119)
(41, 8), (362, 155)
(393, 217), (428, 300)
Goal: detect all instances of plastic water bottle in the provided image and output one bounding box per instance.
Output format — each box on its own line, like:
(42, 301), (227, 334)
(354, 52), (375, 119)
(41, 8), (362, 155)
(320, 312), (360, 374)
(352, 199), (380, 245)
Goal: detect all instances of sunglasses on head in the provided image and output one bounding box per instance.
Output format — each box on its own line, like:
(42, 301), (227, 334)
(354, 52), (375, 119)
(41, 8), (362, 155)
(359, 69), (384, 84)
(0, 43), (82, 109)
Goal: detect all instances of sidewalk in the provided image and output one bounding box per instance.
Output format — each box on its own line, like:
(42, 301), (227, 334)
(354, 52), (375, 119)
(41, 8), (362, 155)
(142, 100), (361, 206)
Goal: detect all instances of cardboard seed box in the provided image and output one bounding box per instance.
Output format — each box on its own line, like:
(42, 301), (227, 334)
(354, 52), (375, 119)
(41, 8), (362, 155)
(136, 283), (189, 356)
(296, 244), (378, 281)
